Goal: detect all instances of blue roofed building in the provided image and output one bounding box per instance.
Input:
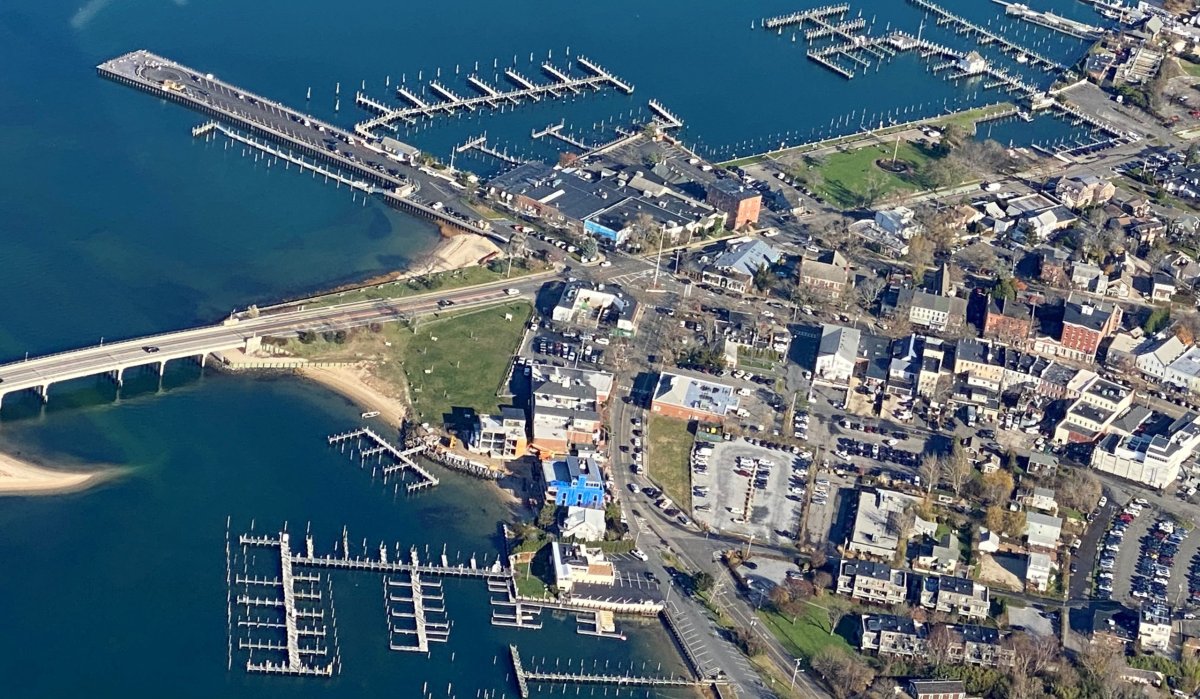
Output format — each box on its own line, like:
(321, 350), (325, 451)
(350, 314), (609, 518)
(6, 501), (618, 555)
(541, 455), (605, 508)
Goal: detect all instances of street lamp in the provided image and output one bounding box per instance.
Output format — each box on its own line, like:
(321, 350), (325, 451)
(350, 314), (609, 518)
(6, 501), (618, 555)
(790, 658), (802, 690)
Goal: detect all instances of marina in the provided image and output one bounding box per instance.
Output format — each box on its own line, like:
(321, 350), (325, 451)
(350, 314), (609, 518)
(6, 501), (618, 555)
(354, 55), (635, 136)
(508, 644), (709, 698)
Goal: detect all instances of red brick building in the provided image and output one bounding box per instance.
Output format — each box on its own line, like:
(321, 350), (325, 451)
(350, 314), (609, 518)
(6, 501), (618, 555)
(1059, 294), (1121, 361)
(983, 298), (1033, 343)
(706, 179), (761, 230)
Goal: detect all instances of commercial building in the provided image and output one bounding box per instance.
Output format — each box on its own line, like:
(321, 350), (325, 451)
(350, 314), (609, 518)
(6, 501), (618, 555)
(1135, 335), (1188, 380)
(699, 239), (782, 295)
(983, 298), (1033, 342)
(706, 178), (761, 230)
(1165, 346), (1200, 394)
(551, 542), (616, 592)
(551, 280), (640, 337)
(836, 560), (909, 606)
(1092, 412), (1200, 489)
(651, 371), (739, 422)
(1139, 604), (1172, 653)
(1035, 293), (1122, 363)
(530, 375), (604, 455)
(920, 576), (989, 620)
(1053, 376), (1134, 444)
(847, 488), (936, 559)
(815, 324), (860, 385)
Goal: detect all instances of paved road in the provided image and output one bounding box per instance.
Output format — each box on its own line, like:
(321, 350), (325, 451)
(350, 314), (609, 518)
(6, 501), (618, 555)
(0, 276), (545, 401)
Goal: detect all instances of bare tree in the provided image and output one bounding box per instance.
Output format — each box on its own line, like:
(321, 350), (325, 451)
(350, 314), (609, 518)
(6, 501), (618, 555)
(918, 454), (940, 494)
(941, 442), (974, 497)
(924, 623), (954, 669)
(826, 602), (848, 637)
(906, 234), (935, 287)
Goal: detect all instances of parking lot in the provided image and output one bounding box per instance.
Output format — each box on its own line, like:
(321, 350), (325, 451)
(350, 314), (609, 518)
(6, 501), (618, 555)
(803, 469), (856, 551)
(1090, 498), (1197, 610)
(691, 438), (811, 545)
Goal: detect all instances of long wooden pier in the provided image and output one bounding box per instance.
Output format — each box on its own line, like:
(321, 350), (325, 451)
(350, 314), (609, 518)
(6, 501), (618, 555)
(354, 56), (633, 136)
(992, 0), (1104, 40)
(508, 644), (706, 698)
(906, 0), (1064, 71)
(762, 3), (849, 29)
(327, 426), (439, 492)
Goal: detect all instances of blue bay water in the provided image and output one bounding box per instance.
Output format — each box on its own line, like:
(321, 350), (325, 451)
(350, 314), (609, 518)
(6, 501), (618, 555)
(0, 0), (1102, 694)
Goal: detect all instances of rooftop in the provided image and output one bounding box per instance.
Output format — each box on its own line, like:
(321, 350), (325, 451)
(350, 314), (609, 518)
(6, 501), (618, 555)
(653, 371), (738, 417)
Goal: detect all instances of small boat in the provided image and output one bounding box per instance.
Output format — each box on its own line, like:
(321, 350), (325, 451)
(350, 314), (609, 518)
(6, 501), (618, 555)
(361, 411), (381, 419)
(1016, 53), (1029, 64)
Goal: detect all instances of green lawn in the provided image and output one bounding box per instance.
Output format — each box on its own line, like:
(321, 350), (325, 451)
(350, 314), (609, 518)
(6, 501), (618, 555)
(400, 301), (532, 424)
(811, 140), (933, 208)
(514, 543), (556, 598)
(1181, 58), (1200, 78)
(758, 603), (856, 662)
(647, 414), (694, 512)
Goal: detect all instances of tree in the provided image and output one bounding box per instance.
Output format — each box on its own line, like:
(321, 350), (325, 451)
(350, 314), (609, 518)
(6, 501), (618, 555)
(1056, 469), (1101, 512)
(1178, 658), (1200, 695)
(919, 454), (941, 494)
(1003, 510), (1027, 538)
(813, 570), (833, 596)
(856, 275), (885, 309)
(826, 602), (848, 637)
(907, 234), (935, 286)
(731, 626), (765, 657)
(942, 442), (973, 497)
(753, 263), (773, 293)
(925, 623), (954, 669)
(918, 156), (968, 191)
(991, 274), (1017, 302)
(580, 237), (599, 260)
(811, 647), (875, 699)
(1143, 307), (1171, 334)
(537, 500), (559, 529)
(985, 505), (1007, 534)
(809, 549), (828, 571)
(692, 571), (714, 594)
(980, 469), (1014, 505)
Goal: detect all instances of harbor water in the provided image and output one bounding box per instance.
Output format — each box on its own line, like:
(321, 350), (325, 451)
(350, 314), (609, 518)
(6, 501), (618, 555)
(0, 0), (1109, 694)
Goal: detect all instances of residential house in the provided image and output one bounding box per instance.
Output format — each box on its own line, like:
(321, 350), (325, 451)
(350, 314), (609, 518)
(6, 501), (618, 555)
(815, 324), (861, 385)
(908, 680), (967, 699)
(561, 506), (607, 541)
(531, 377), (604, 455)
(1027, 487), (1058, 514)
(1025, 511), (1063, 551)
(912, 534), (962, 577)
(1152, 272), (1177, 303)
(944, 625), (1015, 667)
(875, 206), (919, 239)
(1162, 252), (1200, 290)
(797, 250), (850, 299)
(895, 288), (967, 333)
(920, 576), (990, 620)
(541, 455), (604, 508)
(1038, 246), (1072, 286)
(836, 560), (909, 606)
(1027, 552), (1052, 592)
(1055, 175), (1116, 210)
(1071, 262), (1109, 295)
(651, 371), (739, 422)
(469, 407), (529, 460)
(1026, 452), (1059, 476)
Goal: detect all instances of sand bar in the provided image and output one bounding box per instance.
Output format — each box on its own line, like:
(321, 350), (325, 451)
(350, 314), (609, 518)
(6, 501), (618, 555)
(0, 451), (112, 496)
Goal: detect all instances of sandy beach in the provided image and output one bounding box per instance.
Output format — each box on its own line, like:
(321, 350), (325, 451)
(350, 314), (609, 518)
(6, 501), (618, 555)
(297, 364), (409, 429)
(402, 232), (503, 279)
(0, 451), (111, 496)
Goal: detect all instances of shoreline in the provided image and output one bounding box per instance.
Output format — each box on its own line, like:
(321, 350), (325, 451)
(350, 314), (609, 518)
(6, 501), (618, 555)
(0, 451), (118, 497)
(295, 364), (409, 431)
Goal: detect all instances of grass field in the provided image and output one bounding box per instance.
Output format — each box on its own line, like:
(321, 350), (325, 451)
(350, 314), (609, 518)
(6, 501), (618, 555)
(514, 543), (555, 598)
(1182, 59), (1200, 78)
(811, 141), (933, 208)
(647, 414), (694, 512)
(398, 301), (532, 424)
(758, 604), (856, 662)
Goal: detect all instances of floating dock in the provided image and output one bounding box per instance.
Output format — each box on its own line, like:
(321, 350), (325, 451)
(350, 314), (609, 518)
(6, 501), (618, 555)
(906, 0), (1065, 71)
(508, 644), (707, 698)
(992, 0), (1105, 40)
(354, 55), (633, 137)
